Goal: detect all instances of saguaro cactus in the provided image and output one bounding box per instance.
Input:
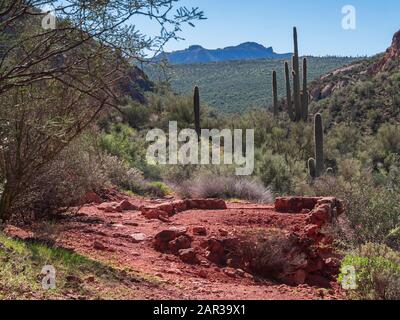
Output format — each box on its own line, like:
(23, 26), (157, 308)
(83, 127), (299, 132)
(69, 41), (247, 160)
(314, 113), (324, 177)
(272, 71), (278, 117)
(292, 27), (302, 122)
(284, 62), (294, 121)
(302, 58), (309, 121)
(308, 158), (316, 179)
(194, 86), (201, 139)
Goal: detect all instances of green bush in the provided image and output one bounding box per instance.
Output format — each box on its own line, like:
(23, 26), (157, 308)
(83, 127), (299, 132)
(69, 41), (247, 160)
(313, 170), (400, 248)
(256, 149), (305, 195)
(339, 243), (400, 300)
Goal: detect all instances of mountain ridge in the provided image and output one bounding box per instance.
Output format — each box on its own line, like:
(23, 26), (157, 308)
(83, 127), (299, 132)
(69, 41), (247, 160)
(156, 42), (292, 64)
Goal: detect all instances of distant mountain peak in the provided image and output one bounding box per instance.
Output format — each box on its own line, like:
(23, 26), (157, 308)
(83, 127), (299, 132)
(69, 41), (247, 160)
(237, 42), (268, 49)
(156, 42), (291, 64)
(188, 45), (204, 51)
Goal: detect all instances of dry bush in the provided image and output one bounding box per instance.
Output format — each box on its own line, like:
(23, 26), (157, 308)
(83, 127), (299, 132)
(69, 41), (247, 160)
(101, 155), (170, 198)
(234, 228), (306, 281)
(101, 155), (144, 192)
(9, 137), (109, 219)
(174, 174), (273, 203)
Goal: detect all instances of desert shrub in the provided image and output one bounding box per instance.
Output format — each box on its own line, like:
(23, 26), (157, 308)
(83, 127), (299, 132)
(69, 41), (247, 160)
(175, 174), (273, 203)
(234, 228), (306, 281)
(121, 101), (151, 130)
(101, 154), (145, 193)
(256, 149), (305, 195)
(8, 136), (109, 218)
(100, 123), (161, 180)
(339, 243), (400, 300)
(146, 182), (172, 198)
(313, 170), (400, 248)
(101, 155), (169, 198)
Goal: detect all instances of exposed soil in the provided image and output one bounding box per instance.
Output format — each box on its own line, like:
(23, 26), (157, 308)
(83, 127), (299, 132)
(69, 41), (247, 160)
(4, 194), (346, 300)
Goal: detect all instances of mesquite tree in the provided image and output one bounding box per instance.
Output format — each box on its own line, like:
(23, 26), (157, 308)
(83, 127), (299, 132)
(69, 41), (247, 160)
(0, 0), (205, 221)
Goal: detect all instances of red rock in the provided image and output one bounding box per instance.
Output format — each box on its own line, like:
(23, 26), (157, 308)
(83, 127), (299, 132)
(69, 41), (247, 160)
(223, 267), (237, 278)
(309, 204), (331, 223)
(218, 229), (229, 236)
(97, 202), (122, 213)
(171, 200), (188, 213)
(305, 224), (320, 237)
(4, 226), (35, 241)
(276, 197), (321, 213)
(153, 227), (188, 252)
(168, 235), (192, 253)
(130, 233), (147, 243)
(142, 208), (169, 220)
(179, 248), (197, 264)
(186, 199), (227, 210)
(118, 200), (138, 211)
(155, 203), (175, 215)
(78, 192), (102, 205)
(198, 269), (208, 278)
(93, 241), (107, 251)
(206, 238), (226, 265)
(193, 226), (207, 236)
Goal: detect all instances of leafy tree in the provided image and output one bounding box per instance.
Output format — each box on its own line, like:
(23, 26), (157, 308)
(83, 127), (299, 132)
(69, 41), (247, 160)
(0, 0), (205, 221)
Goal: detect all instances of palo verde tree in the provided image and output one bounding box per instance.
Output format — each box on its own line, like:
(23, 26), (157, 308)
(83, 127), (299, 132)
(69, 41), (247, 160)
(0, 0), (205, 221)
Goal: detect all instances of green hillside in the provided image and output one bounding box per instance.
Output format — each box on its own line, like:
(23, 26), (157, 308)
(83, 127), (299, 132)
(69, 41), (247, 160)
(148, 56), (359, 114)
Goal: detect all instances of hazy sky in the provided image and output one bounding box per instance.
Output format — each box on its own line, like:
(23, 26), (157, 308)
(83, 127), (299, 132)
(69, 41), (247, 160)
(140, 0), (400, 57)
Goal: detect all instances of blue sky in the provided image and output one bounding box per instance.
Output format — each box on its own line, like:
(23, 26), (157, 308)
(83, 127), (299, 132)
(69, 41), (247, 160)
(141, 0), (400, 57)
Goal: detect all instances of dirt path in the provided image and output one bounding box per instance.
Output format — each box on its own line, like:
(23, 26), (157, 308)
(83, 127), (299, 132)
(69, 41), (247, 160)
(6, 196), (346, 300)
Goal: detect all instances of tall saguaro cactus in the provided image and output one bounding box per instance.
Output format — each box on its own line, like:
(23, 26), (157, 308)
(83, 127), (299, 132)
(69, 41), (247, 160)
(302, 58), (309, 121)
(272, 71), (278, 117)
(284, 62), (294, 121)
(270, 27), (309, 122)
(292, 27), (302, 122)
(194, 86), (201, 139)
(314, 113), (324, 177)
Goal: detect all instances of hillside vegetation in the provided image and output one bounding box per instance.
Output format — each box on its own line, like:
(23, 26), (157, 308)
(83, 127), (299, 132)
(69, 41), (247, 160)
(147, 56), (359, 114)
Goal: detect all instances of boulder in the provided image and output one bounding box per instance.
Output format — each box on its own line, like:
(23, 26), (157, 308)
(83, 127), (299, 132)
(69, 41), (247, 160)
(153, 227), (188, 252)
(118, 200), (138, 211)
(206, 238), (226, 265)
(192, 226), (207, 236)
(130, 233), (147, 243)
(179, 248), (197, 264)
(168, 235), (192, 253)
(171, 200), (188, 213)
(97, 202), (122, 213)
(142, 208), (169, 220)
(93, 241), (107, 251)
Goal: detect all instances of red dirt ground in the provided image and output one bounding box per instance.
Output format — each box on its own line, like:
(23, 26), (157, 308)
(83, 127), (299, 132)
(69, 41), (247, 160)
(5, 195), (346, 300)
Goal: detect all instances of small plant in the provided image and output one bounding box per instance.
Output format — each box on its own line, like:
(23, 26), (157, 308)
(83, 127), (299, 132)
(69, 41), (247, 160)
(339, 243), (400, 300)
